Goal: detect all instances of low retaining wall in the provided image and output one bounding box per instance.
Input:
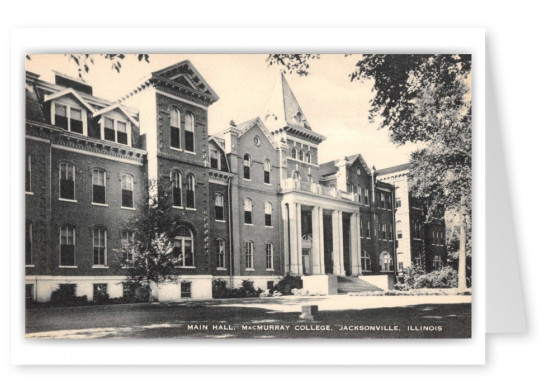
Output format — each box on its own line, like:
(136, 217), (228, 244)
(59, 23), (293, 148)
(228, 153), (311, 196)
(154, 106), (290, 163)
(301, 275), (338, 295)
(358, 275), (395, 290)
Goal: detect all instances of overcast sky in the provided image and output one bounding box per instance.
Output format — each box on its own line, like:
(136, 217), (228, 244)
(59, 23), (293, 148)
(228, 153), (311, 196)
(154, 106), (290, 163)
(26, 54), (419, 169)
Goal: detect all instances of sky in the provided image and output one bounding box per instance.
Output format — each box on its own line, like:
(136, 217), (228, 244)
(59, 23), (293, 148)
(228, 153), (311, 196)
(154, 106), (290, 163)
(25, 54), (419, 169)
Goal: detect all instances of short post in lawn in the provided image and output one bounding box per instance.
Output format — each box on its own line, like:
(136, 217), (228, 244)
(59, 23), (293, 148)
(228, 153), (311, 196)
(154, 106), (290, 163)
(300, 305), (319, 321)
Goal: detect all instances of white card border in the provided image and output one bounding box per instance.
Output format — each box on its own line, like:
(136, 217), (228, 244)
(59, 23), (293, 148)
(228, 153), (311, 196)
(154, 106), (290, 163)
(10, 27), (485, 365)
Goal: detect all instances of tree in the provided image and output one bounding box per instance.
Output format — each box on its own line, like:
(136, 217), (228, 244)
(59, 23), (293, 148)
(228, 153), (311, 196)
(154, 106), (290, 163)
(116, 180), (183, 299)
(26, 54), (150, 78)
(268, 54), (472, 289)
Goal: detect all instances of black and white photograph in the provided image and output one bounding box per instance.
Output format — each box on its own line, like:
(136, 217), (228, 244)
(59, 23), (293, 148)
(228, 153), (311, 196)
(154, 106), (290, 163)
(23, 53), (472, 339)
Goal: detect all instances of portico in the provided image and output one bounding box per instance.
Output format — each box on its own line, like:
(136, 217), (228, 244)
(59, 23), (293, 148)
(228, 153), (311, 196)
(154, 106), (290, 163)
(281, 180), (362, 277)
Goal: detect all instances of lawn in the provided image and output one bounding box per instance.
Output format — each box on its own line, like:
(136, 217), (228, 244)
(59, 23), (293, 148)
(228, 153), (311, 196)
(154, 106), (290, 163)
(25, 297), (471, 339)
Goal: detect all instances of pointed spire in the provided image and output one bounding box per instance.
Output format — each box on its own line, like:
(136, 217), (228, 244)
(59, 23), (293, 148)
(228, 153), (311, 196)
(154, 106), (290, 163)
(281, 73), (311, 130)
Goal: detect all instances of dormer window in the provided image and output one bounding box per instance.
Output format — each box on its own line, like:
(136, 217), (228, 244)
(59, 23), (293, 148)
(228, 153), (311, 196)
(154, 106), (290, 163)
(210, 147), (220, 170)
(103, 117), (128, 145)
(54, 103), (84, 134)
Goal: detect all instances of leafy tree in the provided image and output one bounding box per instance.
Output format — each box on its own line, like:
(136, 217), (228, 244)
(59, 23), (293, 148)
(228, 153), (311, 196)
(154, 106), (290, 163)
(115, 180), (183, 299)
(26, 54), (150, 78)
(268, 54), (472, 289)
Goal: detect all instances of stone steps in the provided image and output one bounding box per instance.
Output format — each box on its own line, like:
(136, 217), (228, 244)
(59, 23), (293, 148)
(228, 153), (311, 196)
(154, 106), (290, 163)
(337, 276), (383, 294)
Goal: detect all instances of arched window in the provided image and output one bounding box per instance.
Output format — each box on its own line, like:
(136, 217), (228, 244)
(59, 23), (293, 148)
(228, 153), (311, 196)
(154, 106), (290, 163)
(174, 226), (194, 267)
(59, 225), (75, 266)
(291, 148), (297, 159)
(170, 108), (181, 149)
(59, 162), (75, 200)
(184, 112), (195, 152)
(92, 168), (107, 205)
(266, 243), (274, 269)
(305, 152), (311, 163)
(379, 251), (393, 271)
(244, 198), (253, 225)
(171, 171), (183, 207)
(121, 174), (134, 208)
(245, 240), (254, 269)
(243, 154), (251, 180)
(186, 173), (195, 209)
(214, 193), (224, 221)
(216, 238), (225, 268)
(361, 250), (371, 271)
(93, 227), (107, 266)
(299, 150), (304, 161)
(292, 171), (301, 181)
(264, 201), (272, 227)
(263, 159), (271, 184)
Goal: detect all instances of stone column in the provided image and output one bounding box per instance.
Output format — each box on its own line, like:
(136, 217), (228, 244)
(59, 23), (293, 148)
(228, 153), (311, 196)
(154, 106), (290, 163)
(311, 206), (320, 274)
(350, 213), (362, 276)
(318, 207), (325, 274)
(288, 202), (298, 274)
(332, 210), (342, 276)
(338, 210), (345, 275)
(296, 203), (303, 275)
(281, 201), (290, 274)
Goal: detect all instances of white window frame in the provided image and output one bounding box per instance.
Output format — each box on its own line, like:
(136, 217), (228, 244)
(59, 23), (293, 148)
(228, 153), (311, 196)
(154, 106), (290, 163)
(59, 225), (76, 268)
(243, 154), (251, 180)
(92, 168), (107, 206)
(59, 162), (76, 201)
(266, 242), (274, 270)
(379, 251), (393, 272)
(122, 230), (134, 264)
(171, 170), (183, 208)
(121, 174), (134, 209)
(184, 112), (195, 153)
(214, 193), (225, 222)
(210, 147), (221, 170)
(244, 198), (253, 225)
(263, 159), (271, 184)
(51, 101), (87, 135)
(174, 228), (195, 268)
(170, 107), (182, 150)
(102, 116), (129, 145)
(186, 173), (196, 210)
(361, 250), (371, 271)
(245, 241), (254, 270)
(93, 227), (108, 267)
(216, 238), (226, 269)
(264, 201), (273, 227)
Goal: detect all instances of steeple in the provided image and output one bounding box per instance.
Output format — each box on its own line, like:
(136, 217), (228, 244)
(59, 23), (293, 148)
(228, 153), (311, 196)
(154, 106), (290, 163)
(262, 73), (325, 143)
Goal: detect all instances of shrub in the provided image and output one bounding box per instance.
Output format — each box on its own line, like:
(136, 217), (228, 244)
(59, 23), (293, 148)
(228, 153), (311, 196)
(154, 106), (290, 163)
(272, 275), (302, 295)
(212, 279), (263, 298)
(50, 284), (88, 306)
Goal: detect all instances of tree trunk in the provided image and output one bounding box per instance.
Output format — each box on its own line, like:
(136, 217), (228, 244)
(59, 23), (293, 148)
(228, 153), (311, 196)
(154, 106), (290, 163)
(458, 209), (467, 290)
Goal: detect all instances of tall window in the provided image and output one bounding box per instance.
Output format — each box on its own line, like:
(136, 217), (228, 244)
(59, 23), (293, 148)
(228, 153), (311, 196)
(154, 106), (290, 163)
(184, 112), (195, 152)
(121, 174), (134, 208)
(92, 169), (106, 204)
(264, 202), (272, 227)
(364, 187), (370, 204)
(379, 251), (393, 271)
(170, 108), (181, 149)
(366, 221), (371, 238)
(25, 222), (33, 266)
(214, 193), (224, 221)
(381, 224), (387, 240)
(291, 148), (297, 159)
(104, 117), (116, 142)
(414, 254), (422, 267)
(59, 225), (75, 266)
(174, 227), (194, 267)
(93, 227), (107, 266)
(244, 198), (253, 225)
(122, 230), (134, 263)
(116, 120), (128, 145)
(245, 241), (254, 269)
(216, 239), (225, 268)
(379, 192), (385, 208)
(210, 147), (220, 169)
(299, 150), (304, 161)
(263, 159), (271, 184)
(171, 171), (183, 207)
(305, 152), (311, 163)
(266, 243), (273, 269)
(243, 154), (251, 180)
(360, 220), (364, 238)
(361, 250), (371, 271)
(55, 103), (83, 134)
(186, 173), (195, 209)
(59, 162), (75, 200)
(25, 156), (31, 193)
(386, 194), (392, 209)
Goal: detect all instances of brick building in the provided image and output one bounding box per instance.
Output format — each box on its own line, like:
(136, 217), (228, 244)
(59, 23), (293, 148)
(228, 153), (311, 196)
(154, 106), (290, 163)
(25, 60), (446, 302)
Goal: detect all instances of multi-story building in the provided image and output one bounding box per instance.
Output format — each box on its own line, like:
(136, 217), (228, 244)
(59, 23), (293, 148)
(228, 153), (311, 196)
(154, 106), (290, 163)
(25, 60), (445, 302)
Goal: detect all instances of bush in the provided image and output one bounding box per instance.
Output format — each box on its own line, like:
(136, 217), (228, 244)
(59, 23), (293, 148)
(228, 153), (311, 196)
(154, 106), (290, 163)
(50, 284), (88, 306)
(400, 266), (459, 290)
(272, 275), (302, 295)
(212, 279), (263, 298)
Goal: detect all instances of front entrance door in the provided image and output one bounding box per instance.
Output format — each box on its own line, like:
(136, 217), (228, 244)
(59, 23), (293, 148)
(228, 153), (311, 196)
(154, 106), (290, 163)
(302, 248), (311, 275)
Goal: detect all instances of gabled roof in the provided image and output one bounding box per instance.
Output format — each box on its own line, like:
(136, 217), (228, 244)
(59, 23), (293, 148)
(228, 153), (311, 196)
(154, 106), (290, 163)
(26, 84), (45, 122)
(43, 88), (95, 112)
(93, 103), (139, 127)
(376, 163), (410, 176)
(151, 60), (219, 102)
(346, 154), (371, 174)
